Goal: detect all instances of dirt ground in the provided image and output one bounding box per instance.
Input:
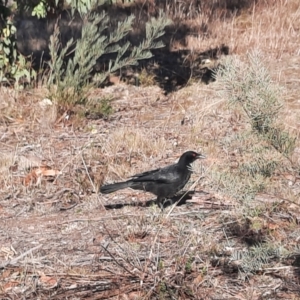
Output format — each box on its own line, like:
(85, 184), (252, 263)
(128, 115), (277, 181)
(1, 1), (300, 299)
(1, 53), (300, 298)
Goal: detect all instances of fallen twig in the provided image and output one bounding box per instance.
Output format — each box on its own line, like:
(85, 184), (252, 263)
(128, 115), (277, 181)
(0, 244), (43, 269)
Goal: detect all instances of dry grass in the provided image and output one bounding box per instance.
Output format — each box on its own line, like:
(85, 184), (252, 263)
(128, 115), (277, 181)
(1, 0), (300, 299)
(177, 0), (300, 57)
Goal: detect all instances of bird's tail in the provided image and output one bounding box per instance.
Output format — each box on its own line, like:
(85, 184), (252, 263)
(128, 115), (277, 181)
(100, 181), (131, 194)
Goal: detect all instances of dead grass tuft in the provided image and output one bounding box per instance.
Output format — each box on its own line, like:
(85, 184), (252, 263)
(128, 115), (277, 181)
(183, 0), (300, 57)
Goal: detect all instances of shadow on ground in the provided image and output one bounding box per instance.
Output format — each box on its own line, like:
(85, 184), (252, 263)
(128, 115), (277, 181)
(14, 2), (230, 93)
(103, 190), (210, 210)
(131, 44), (229, 94)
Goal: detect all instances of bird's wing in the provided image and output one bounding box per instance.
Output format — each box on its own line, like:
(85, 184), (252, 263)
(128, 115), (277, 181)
(131, 165), (181, 184)
(131, 168), (161, 179)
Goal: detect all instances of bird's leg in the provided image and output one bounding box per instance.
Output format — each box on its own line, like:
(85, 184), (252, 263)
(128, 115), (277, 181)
(157, 197), (174, 210)
(156, 196), (165, 211)
(163, 198), (173, 208)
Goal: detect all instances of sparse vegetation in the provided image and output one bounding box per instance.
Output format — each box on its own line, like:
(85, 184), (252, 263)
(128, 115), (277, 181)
(217, 52), (296, 159)
(0, 0), (300, 299)
(0, 16), (36, 87)
(137, 68), (156, 86)
(47, 5), (171, 115)
(208, 52), (298, 206)
(84, 96), (114, 119)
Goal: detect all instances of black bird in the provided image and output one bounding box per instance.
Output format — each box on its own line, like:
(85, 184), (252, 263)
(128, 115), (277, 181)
(100, 151), (205, 206)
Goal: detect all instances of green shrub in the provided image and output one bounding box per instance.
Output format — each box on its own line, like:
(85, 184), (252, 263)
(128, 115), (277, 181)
(230, 243), (284, 275)
(217, 52), (296, 158)
(47, 1), (172, 115)
(0, 16), (36, 87)
(210, 52), (296, 203)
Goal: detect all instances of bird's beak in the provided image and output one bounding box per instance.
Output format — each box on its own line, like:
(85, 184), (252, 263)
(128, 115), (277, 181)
(197, 153), (206, 159)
